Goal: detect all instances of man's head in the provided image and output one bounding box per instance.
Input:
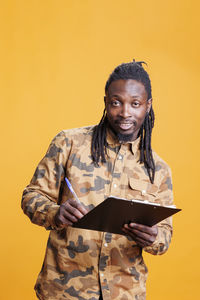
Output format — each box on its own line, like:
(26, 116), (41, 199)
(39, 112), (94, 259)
(104, 79), (152, 142)
(92, 60), (155, 183)
(104, 61), (153, 142)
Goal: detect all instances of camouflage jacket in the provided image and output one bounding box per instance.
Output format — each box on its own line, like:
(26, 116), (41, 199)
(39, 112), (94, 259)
(21, 126), (173, 300)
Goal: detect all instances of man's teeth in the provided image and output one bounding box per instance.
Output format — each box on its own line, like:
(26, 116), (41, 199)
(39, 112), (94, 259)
(119, 123), (133, 129)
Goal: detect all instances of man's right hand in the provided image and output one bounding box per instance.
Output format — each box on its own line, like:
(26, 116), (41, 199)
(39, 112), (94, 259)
(55, 199), (88, 227)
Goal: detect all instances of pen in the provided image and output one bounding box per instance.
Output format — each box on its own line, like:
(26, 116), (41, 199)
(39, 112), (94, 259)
(65, 177), (81, 204)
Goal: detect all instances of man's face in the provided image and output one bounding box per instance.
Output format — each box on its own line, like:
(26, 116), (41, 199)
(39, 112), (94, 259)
(105, 79), (152, 141)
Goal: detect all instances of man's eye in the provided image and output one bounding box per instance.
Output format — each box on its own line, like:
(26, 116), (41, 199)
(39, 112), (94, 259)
(132, 102), (140, 107)
(111, 100), (120, 107)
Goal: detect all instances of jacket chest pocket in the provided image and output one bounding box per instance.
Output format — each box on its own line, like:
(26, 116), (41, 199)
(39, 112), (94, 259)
(127, 178), (159, 202)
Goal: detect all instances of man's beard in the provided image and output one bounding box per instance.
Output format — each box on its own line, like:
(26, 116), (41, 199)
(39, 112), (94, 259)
(108, 123), (136, 142)
(116, 132), (134, 142)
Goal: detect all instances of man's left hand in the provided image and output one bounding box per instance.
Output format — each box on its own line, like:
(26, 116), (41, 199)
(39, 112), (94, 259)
(122, 223), (158, 248)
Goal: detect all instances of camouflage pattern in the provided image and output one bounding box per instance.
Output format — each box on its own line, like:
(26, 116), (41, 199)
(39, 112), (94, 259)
(21, 126), (173, 300)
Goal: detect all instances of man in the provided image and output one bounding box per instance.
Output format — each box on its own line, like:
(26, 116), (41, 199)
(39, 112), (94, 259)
(22, 60), (173, 300)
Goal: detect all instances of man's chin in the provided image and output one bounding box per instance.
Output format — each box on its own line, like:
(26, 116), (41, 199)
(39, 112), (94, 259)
(108, 124), (137, 142)
(116, 132), (134, 142)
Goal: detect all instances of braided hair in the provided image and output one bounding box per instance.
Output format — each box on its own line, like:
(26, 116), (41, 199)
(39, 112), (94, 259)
(91, 60), (155, 183)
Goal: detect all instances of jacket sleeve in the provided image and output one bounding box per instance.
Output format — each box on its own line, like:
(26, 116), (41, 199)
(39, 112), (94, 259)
(143, 165), (174, 255)
(21, 131), (71, 230)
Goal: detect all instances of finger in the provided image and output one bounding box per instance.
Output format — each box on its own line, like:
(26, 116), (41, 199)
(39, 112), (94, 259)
(64, 199), (88, 216)
(65, 203), (84, 219)
(76, 203), (88, 215)
(62, 210), (79, 223)
(55, 214), (73, 226)
(122, 228), (154, 247)
(65, 198), (79, 208)
(123, 224), (156, 244)
(129, 225), (157, 240)
(132, 235), (153, 247)
(129, 223), (158, 236)
(62, 201), (84, 219)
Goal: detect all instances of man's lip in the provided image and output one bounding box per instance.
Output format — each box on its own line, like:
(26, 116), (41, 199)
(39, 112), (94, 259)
(115, 120), (136, 127)
(115, 119), (136, 124)
(117, 122), (134, 130)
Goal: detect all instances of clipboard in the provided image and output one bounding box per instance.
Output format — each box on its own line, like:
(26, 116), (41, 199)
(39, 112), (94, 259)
(73, 196), (181, 235)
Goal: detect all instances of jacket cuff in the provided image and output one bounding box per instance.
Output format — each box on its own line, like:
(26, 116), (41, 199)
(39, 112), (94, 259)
(46, 205), (63, 230)
(143, 224), (172, 255)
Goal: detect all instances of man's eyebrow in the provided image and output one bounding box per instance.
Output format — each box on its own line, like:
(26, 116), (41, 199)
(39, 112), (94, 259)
(109, 94), (141, 99)
(131, 95), (141, 99)
(109, 92), (140, 96)
(109, 94), (121, 97)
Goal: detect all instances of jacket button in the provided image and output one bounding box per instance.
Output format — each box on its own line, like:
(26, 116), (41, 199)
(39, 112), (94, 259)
(141, 190), (146, 196)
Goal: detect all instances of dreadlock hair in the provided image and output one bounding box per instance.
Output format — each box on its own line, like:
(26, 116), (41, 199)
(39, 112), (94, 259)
(91, 60), (155, 183)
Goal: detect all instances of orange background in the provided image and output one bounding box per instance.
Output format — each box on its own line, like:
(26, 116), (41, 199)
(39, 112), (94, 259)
(0, 1), (199, 299)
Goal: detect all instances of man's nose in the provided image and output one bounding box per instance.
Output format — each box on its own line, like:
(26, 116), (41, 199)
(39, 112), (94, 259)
(120, 104), (131, 118)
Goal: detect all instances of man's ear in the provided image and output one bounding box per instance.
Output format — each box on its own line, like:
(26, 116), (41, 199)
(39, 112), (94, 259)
(147, 98), (152, 113)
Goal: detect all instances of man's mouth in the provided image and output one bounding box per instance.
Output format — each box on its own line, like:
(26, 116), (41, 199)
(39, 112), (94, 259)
(116, 121), (136, 131)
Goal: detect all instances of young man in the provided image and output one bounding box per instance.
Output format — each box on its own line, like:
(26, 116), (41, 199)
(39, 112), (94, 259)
(22, 61), (173, 300)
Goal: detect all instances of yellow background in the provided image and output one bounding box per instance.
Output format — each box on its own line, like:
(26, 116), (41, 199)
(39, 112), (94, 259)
(0, 0), (199, 299)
